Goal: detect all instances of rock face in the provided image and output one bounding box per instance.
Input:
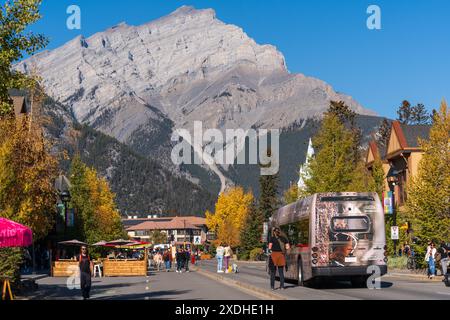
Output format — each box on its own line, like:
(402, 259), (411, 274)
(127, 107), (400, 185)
(18, 6), (374, 131)
(17, 6), (378, 196)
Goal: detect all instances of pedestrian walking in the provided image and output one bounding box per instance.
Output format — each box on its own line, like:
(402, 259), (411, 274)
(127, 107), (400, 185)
(224, 244), (233, 273)
(176, 248), (184, 273)
(163, 249), (171, 272)
(185, 249), (190, 272)
(154, 251), (163, 271)
(216, 244), (225, 273)
(268, 227), (290, 290)
(437, 241), (449, 281)
(78, 246), (93, 300)
(425, 242), (437, 279)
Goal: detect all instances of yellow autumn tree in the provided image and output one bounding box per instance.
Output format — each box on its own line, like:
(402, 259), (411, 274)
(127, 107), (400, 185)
(69, 155), (126, 244)
(0, 116), (58, 240)
(206, 186), (254, 248)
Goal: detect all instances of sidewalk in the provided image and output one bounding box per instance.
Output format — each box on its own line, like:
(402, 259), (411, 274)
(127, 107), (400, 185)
(194, 261), (358, 300)
(387, 269), (447, 282)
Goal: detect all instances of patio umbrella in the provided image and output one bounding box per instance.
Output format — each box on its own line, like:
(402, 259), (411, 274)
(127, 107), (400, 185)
(91, 240), (107, 247)
(104, 239), (135, 247)
(0, 218), (33, 248)
(58, 239), (88, 246)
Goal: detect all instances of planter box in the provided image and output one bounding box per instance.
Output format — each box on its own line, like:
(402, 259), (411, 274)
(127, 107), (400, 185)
(52, 260), (79, 277)
(103, 260), (147, 277)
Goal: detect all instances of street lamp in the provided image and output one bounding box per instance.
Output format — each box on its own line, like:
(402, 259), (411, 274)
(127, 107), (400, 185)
(386, 165), (400, 255)
(55, 174), (72, 239)
(60, 190), (71, 238)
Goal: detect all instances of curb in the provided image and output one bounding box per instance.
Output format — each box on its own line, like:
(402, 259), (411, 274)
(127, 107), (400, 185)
(387, 272), (445, 282)
(192, 267), (289, 300)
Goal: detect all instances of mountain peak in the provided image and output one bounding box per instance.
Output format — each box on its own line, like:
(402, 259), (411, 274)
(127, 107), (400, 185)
(169, 5), (216, 19)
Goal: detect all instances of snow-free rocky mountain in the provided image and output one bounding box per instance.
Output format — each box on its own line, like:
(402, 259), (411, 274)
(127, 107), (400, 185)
(17, 6), (382, 215)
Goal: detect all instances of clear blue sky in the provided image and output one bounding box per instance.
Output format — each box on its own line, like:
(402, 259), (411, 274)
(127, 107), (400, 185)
(16, 0), (450, 119)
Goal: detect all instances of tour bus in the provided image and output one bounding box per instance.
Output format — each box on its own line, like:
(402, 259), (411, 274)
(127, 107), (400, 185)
(267, 192), (387, 287)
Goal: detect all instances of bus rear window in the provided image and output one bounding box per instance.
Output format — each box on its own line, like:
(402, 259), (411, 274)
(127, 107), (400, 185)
(331, 216), (370, 233)
(321, 196), (374, 202)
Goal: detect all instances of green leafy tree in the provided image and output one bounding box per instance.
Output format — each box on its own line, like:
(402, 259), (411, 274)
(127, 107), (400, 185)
(150, 230), (168, 245)
(69, 155), (126, 244)
(283, 184), (299, 204)
(405, 101), (450, 263)
(239, 201), (264, 258)
(305, 112), (356, 193)
(370, 157), (385, 200)
(0, 118), (58, 240)
(0, 0), (48, 116)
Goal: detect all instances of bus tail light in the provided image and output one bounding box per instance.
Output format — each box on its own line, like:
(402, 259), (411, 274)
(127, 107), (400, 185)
(312, 253), (318, 259)
(312, 247), (319, 253)
(312, 259), (318, 265)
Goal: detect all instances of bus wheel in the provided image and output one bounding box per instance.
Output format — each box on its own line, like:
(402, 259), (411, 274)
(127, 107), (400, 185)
(350, 276), (368, 288)
(297, 260), (305, 286)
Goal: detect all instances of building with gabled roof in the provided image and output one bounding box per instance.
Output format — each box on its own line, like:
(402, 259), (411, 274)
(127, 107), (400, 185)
(366, 120), (431, 207)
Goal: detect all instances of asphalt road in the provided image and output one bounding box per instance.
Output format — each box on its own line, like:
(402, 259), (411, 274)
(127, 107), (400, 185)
(22, 268), (260, 300)
(197, 260), (450, 300)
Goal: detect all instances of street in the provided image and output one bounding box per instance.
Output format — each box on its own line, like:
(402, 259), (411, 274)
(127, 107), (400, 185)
(19, 261), (450, 300)
(196, 260), (450, 300)
(22, 268), (259, 300)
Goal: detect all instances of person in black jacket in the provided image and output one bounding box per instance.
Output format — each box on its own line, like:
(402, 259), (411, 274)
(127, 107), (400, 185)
(185, 249), (191, 272)
(176, 248), (184, 273)
(78, 246), (93, 300)
(438, 242), (449, 281)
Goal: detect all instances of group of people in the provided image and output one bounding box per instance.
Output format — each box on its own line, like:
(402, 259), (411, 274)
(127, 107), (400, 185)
(215, 243), (234, 273)
(425, 241), (449, 280)
(148, 247), (199, 273)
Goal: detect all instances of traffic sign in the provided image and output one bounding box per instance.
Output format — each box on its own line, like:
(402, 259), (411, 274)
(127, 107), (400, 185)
(391, 226), (399, 240)
(193, 236), (201, 245)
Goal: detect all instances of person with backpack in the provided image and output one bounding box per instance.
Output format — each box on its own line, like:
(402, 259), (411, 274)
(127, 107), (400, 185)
(78, 246), (93, 300)
(268, 227), (290, 290)
(216, 244), (225, 273)
(437, 241), (449, 281)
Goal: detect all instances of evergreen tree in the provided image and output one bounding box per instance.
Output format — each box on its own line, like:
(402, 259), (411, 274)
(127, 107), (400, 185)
(397, 100), (413, 124)
(240, 201), (264, 256)
(411, 103), (430, 124)
(376, 119), (391, 148)
(259, 173), (279, 220)
(405, 101), (450, 260)
(305, 112), (356, 193)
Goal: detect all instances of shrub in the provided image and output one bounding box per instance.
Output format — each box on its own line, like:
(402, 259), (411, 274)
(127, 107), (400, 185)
(387, 256), (408, 270)
(249, 248), (264, 261)
(237, 252), (249, 261)
(0, 248), (24, 285)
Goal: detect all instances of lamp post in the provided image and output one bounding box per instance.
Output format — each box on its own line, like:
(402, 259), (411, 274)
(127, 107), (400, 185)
(387, 167), (399, 255)
(55, 174), (72, 240)
(60, 190), (71, 238)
